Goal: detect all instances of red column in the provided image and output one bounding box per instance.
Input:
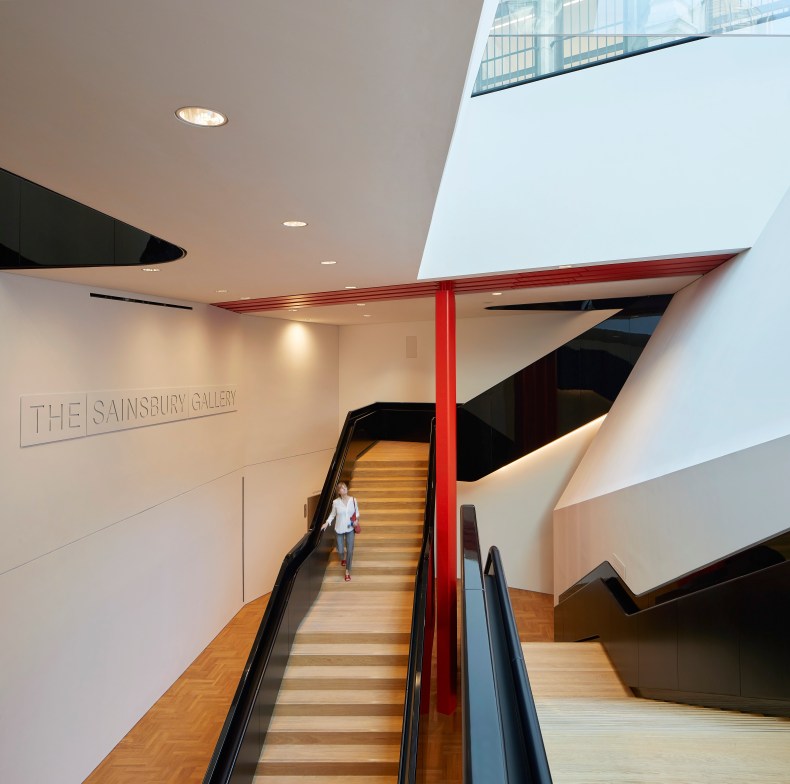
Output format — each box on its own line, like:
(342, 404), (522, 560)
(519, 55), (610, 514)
(435, 281), (457, 715)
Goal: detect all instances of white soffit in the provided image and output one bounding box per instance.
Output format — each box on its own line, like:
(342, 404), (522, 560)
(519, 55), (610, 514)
(0, 0), (483, 303)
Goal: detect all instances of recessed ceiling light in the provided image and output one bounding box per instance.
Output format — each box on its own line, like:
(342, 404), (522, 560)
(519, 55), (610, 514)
(321, 260), (337, 265)
(175, 106), (228, 127)
(344, 286), (357, 289)
(356, 303), (366, 307)
(239, 296), (251, 301)
(363, 314), (371, 318)
(559, 264), (573, 269)
(283, 220), (308, 228)
(289, 308), (299, 312)
(141, 267), (160, 272)
(492, 292), (503, 296)
(215, 289), (228, 294)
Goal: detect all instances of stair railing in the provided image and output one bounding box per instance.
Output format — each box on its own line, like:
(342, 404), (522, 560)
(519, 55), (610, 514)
(398, 418), (436, 783)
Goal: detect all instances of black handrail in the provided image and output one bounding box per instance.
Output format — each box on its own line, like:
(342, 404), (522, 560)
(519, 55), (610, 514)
(485, 547), (553, 784)
(398, 418), (437, 783)
(461, 505), (508, 783)
(204, 402), (434, 784)
(461, 504), (552, 784)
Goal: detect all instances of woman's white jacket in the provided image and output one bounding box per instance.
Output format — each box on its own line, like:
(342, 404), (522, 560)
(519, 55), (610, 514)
(325, 496), (359, 534)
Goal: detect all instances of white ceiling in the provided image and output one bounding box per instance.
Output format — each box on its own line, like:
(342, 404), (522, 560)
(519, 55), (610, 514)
(0, 1), (708, 325)
(0, 1), (482, 309)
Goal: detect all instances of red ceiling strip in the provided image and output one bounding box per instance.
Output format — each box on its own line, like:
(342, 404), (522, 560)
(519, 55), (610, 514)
(213, 253), (736, 313)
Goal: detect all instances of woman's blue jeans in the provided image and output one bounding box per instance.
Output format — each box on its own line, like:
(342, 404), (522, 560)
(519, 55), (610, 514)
(336, 530), (355, 571)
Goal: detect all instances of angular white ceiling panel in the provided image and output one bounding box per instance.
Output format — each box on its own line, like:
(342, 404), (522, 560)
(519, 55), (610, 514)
(421, 19), (790, 280)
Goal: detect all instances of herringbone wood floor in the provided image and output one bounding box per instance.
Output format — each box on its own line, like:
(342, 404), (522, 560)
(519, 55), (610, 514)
(83, 585), (551, 783)
(83, 594), (270, 784)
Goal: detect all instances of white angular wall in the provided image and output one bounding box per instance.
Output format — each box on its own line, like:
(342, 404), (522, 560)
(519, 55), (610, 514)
(421, 20), (790, 280)
(555, 186), (790, 599)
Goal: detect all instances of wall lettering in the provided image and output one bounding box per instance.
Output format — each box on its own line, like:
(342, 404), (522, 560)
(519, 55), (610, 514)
(20, 385), (237, 447)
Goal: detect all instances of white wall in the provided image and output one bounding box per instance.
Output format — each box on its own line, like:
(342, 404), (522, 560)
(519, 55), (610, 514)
(0, 274), (339, 783)
(421, 21), (790, 280)
(459, 416), (603, 594)
(554, 185), (790, 598)
(338, 310), (612, 418)
(240, 316), (339, 600)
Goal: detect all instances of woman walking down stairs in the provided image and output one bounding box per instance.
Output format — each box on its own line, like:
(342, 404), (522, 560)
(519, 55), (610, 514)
(256, 441), (429, 781)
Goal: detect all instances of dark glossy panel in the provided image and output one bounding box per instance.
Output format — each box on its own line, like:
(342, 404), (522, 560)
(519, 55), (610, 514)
(0, 169), (20, 265)
(19, 179), (115, 266)
(399, 420), (436, 784)
(738, 562), (790, 700)
(0, 166), (184, 269)
(677, 585), (740, 695)
(485, 549), (552, 784)
(557, 555), (790, 715)
(463, 587), (508, 781)
(637, 602), (678, 690)
(458, 296), (669, 480)
(460, 506), (508, 782)
(600, 585), (639, 687)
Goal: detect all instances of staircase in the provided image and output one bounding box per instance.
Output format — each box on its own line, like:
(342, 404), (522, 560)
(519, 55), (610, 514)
(522, 642), (790, 783)
(255, 441), (429, 781)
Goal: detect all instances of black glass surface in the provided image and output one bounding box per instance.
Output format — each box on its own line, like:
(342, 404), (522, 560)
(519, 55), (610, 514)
(458, 296), (670, 480)
(0, 166), (184, 269)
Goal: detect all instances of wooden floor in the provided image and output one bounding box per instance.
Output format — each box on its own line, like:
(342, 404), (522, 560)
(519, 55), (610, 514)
(523, 642), (790, 784)
(83, 593), (271, 784)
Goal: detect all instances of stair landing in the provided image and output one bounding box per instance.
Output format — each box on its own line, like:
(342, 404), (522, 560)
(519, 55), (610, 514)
(523, 642), (790, 783)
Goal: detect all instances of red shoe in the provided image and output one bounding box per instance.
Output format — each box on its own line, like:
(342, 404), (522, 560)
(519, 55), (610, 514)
(341, 559), (346, 567)
(344, 574), (351, 582)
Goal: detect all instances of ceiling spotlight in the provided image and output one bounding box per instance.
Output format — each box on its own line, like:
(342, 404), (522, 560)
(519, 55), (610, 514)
(175, 106), (228, 127)
(321, 260), (337, 265)
(289, 308), (299, 312)
(283, 220), (308, 228)
(215, 289), (228, 294)
(344, 286), (357, 290)
(492, 292), (503, 296)
(141, 267), (160, 272)
(559, 264), (573, 269)
(363, 314), (371, 318)
(239, 296), (251, 301)
(356, 303), (366, 307)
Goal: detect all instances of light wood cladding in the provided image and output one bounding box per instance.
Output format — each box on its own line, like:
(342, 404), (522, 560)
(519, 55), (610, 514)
(524, 642), (790, 783)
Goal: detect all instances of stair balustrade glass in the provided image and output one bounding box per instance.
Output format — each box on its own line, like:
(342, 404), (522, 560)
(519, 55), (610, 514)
(474, 0), (790, 94)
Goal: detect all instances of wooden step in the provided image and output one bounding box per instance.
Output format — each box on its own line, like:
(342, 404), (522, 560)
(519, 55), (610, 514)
(295, 632), (411, 644)
(257, 743), (399, 777)
(351, 480), (426, 489)
(354, 459), (427, 468)
(352, 468), (425, 478)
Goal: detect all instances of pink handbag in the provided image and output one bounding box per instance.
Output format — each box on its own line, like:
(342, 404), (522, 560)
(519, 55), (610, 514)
(350, 499), (360, 534)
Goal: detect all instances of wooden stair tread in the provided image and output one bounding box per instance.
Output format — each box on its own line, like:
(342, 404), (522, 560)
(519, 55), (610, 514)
(291, 643), (410, 655)
(269, 715), (403, 732)
(522, 642), (631, 699)
(259, 743), (399, 762)
(255, 776), (395, 784)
